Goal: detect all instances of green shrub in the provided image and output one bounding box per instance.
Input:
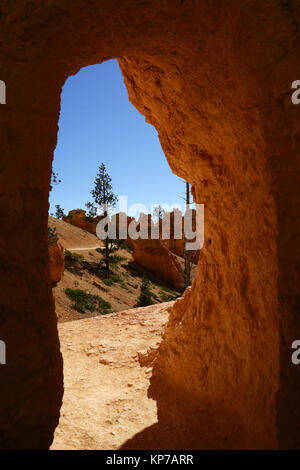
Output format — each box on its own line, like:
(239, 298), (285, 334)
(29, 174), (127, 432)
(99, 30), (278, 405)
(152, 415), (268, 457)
(161, 285), (177, 295)
(65, 288), (112, 314)
(64, 251), (96, 276)
(102, 272), (123, 286)
(108, 254), (126, 265)
(102, 272), (128, 290)
(115, 239), (127, 250)
(159, 291), (176, 302)
(48, 226), (59, 245)
(137, 276), (153, 307)
(96, 250), (126, 267)
(98, 297), (112, 311)
(72, 300), (93, 313)
(66, 267), (79, 276)
(65, 250), (84, 264)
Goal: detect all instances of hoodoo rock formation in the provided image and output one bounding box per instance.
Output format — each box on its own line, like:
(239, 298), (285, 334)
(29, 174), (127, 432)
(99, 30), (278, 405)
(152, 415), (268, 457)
(63, 209), (188, 289)
(131, 238), (184, 292)
(0, 0), (299, 450)
(63, 209), (102, 235)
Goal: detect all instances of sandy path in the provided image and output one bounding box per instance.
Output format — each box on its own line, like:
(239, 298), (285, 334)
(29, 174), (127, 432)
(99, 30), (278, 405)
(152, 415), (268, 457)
(66, 246), (103, 251)
(51, 302), (172, 450)
(48, 216), (104, 250)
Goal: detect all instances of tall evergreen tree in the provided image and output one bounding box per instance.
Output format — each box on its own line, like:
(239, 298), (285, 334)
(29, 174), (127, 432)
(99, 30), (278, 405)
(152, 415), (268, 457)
(137, 276), (153, 307)
(55, 204), (65, 220)
(91, 163), (117, 212)
(91, 163), (117, 273)
(85, 201), (97, 219)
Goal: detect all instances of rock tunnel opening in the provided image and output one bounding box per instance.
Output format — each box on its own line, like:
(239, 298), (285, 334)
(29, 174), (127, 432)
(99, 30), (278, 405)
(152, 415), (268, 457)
(47, 52), (279, 450)
(49, 59), (201, 448)
(49, 58), (198, 308)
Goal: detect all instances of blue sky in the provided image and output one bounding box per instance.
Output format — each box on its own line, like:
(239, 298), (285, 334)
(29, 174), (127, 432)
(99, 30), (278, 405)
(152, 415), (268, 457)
(49, 59), (185, 218)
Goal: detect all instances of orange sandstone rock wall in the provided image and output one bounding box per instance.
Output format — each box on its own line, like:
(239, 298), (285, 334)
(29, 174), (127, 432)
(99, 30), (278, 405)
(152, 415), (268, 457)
(0, 0), (299, 450)
(131, 238), (184, 291)
(63, 209), (100, 235)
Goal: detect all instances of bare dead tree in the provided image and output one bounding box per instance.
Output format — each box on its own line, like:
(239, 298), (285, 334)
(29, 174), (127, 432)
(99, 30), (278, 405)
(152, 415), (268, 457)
(183, 181), (192, 290)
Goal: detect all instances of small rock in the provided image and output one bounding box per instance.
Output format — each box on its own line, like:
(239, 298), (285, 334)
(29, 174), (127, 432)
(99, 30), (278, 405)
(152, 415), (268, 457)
(86, 348), (97, 356)
(99, 358), (111, 365)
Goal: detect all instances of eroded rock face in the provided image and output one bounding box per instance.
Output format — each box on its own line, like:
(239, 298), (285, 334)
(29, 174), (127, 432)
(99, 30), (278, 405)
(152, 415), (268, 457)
(0, 0), (299, 450)
(63, 209), (100, 235)
(63, 209), (185, 289)
(131, 238), (184, 291)
(49, 243), (64, 284)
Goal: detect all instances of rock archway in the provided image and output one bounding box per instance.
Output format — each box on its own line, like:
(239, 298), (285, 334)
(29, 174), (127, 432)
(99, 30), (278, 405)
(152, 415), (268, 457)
(0, 0), (299, 449)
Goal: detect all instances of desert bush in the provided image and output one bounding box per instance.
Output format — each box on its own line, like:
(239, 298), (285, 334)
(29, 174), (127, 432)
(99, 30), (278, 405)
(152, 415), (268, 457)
(48, 226), (59, 245)
(107, 254), (126, 265)
(65, 288), (112, 314)
(102, 272), (124, 287)
(158, 285), (178, 301)
(159, 291), (177, 302)
(64, 250), (87, 275)
(64, 250), (84, 264)
(96, 250), (125, 266)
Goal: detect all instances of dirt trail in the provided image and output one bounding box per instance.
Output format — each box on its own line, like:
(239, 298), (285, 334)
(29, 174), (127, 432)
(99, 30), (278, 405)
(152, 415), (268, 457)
(48, 216), (103, 250)
(51, 302), (172, 450)
(67, 246), (103, 251)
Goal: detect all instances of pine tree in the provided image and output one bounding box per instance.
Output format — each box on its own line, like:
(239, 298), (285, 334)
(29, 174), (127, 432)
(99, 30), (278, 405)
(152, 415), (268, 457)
(91, 163), (117, 211)
(85, 201), (97, 219)
(47, 226), (59, 246)
(137, 276), (153, 307)
(91, 163), (117, 274)
(50, 171), (61, 192)
(55, 204), (65, 220)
